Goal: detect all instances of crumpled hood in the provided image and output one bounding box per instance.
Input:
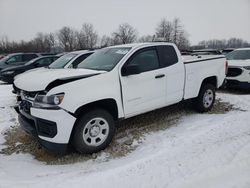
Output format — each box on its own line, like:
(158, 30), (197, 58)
(14, 68), (106, 92)
(228, 59), (250, 67)
(14, 67), (47, 80)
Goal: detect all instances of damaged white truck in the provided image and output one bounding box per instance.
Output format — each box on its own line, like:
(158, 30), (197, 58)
(14, 43), (227, 154)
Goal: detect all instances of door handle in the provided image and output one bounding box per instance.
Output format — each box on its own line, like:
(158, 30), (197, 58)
(155, 74), (165, 79)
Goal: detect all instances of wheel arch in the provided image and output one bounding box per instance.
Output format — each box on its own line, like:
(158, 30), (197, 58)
(74, 98), (119, 121)
(201, 76), (218, 88)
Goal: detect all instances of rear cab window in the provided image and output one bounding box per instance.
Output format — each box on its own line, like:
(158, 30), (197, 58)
(156, 45), (178, 68)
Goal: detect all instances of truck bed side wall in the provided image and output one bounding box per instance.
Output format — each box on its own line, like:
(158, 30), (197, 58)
(184, 57), (226, 99)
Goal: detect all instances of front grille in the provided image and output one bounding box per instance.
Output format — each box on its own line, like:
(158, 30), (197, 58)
(19, 100), (32, 114)
(22, 91), (38, 98)
(227, 68), (242, 77)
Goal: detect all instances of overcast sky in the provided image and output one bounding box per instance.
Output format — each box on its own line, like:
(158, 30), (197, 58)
(0, 0), (249, 45)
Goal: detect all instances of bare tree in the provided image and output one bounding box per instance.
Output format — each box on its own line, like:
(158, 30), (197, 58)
(32, 32), (46, 52)
(155, 18), (190, 49)
(227, 38), (248, 48)
(172, 18), (182, 44)
(177, 31), (190, 50)
(45, 33), (57, 53)
(100, 35), (113, 47)
(57, 26), (77, 51)
(76, 23), (98, 49)
(0, 36), (10, 53)
(155, 18), (173, 42)
(112, 23), (137, 44)
(138, 35), (154, 42)
(196, 38), (250, 49)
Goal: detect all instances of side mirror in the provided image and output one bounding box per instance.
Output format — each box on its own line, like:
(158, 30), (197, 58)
(122, 64), (140, 76)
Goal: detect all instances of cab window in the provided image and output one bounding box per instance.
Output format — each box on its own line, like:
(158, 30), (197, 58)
(157, 46), (178, 67)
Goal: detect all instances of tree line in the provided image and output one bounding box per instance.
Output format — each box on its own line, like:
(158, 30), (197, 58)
(193, 38), (250, 50)
(0, 18), (249, 54)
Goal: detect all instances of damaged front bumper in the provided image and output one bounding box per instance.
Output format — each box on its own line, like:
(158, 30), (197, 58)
(14, 101), (76, 154)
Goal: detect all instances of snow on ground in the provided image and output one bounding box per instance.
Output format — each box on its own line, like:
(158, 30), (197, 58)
(0, 83), (250, 188)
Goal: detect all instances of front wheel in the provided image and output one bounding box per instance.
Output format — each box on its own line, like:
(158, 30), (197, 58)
(193, 84), (216, 112)
(72, 109), (115, 154)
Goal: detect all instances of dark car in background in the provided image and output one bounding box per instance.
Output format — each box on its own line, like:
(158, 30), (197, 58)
(221, 48), (235, 55)
(191, 49), (222, 56)
(0, 55), (59, 84)
(0, 53), (40, 71)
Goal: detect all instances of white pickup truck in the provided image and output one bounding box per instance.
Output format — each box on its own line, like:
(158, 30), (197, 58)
(14, 43), (227, 154)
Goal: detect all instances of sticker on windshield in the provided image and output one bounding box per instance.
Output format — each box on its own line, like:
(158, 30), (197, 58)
(115, 49), (129, 55)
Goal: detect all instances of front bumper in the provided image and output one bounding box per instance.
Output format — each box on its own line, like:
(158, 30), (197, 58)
(226, 79), (250, 89)
(15, 103), (76, 154)
(226, 66), (250, 89)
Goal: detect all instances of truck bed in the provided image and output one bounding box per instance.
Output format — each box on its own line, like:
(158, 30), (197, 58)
(183, 55), (226, 100)
(182, 55), (225, 63)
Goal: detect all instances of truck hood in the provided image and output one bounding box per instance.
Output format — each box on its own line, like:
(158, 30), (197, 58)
(14, 68), (106, 92)
(228, 60), (250, 67)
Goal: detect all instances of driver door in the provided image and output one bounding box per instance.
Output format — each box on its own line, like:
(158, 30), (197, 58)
(120, 47), (166, 117)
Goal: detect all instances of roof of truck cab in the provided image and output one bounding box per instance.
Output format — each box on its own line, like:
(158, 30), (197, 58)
(107, 42), (175, 49)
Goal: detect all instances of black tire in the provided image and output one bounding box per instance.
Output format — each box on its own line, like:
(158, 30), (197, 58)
(72, 109), (115, 154)
(193, 84), (216, 112)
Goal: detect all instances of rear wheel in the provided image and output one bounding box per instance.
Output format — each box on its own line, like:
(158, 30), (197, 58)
(193, 84), (216, 112)
(72, 109), (115, 154)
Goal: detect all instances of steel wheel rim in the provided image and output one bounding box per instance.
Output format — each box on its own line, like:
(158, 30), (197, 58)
(83, 117), (109, 147)
(203, 89), (214, 108)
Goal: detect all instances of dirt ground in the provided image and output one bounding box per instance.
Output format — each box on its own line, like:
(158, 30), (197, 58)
(0, 97), (240, 165)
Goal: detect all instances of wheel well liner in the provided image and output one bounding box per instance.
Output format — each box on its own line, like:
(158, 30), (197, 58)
(201, 76), (217, 88)
(74, 99), (119, 120)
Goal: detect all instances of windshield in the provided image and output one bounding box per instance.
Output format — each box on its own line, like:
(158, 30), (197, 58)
(49, 53), (77, 68)
(226, 50), (250, 60)
(77, 47), (131, 71)
(0, 55), (11, 65)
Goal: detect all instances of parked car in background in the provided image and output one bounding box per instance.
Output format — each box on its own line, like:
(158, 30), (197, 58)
(14, 42), (226, 154)
(0, 53), (40, 71)
(0, 55), (59, 84)
(12, 50), (94, 93)
(221, 48), (235, 55)
(226, 48), (250, 89)
(49, 50), (94, 69)
(191, 49), (222, 56)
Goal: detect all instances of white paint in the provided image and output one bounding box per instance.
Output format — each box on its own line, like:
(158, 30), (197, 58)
(0, 83), (250, 188)
(14, 43), (226, 144)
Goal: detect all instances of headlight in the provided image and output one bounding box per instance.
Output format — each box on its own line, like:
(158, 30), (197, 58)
(2, 71), (14, 75)
(34, 93), (64, 108)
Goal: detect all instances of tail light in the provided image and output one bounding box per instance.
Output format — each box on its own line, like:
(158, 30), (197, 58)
(225, 61), (228, 75)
